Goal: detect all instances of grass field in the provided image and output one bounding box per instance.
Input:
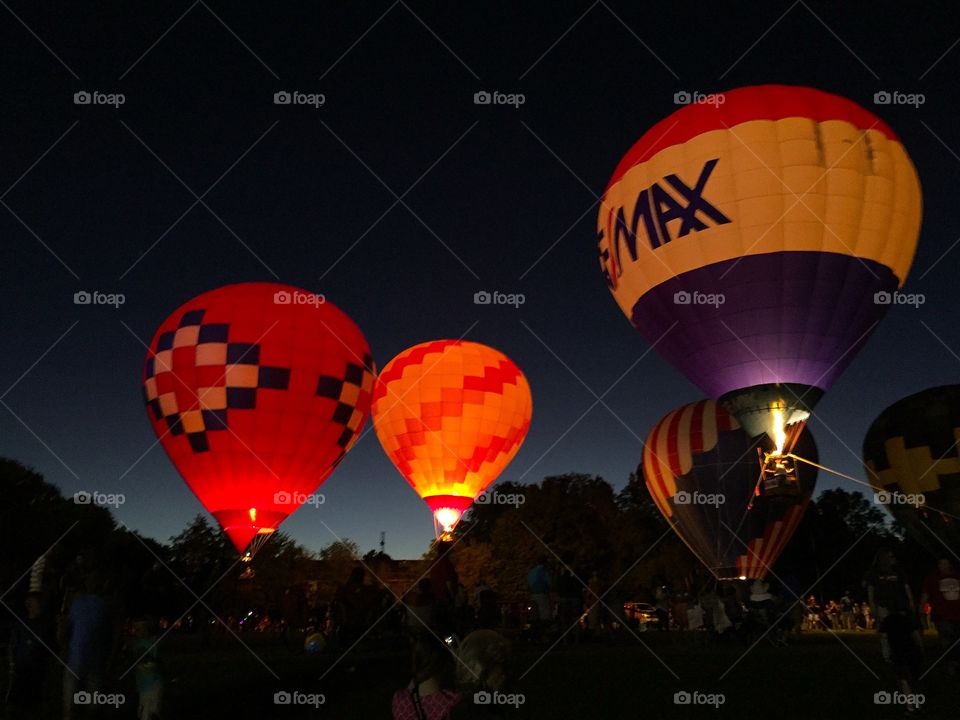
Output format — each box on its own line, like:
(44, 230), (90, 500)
(4, 630), (957, 719)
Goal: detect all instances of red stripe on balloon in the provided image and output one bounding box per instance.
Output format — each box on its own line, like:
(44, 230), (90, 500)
(645, 415), (671, 510)
(605, 85), (897, 191)
(372, 339), (458, 397)
(689, 400), (707, 455)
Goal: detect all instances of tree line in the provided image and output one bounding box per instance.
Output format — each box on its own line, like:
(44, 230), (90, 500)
(0, 457), (936, 626)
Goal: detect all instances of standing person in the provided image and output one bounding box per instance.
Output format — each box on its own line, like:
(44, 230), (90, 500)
(804, 595), (821, 631)
(825, 599), (841, 630)
(555, 563), (583, 645)
(5, 591), (52, 719)
(840, 591), (855, 631)
(687, 601), (705, 629)
(882, 611), (924, 715)
(127, 619), (163, 720)
(526, 557), (552, 639)
(705, 591), (732, 640)
(749, 580), (773, 627)
(61, 570), (115, 720)
(454, 584), (472, 636)
(778, 573), (804, 639)
(431, 542), (459, 635)
(405, 579), (436, 634)
(654, 585), (670, 631)
(721, 585), (743, 635)
(767, 589), (792, 647)
(671, 591), (692, 631)
(391, 633), (459, 720)
(585, 571), (604, 639)
(921, 600), (933, 632)
(920, 557), (960, 678)
(451, 630), (511, 720)
(865, 548), (919, 663)
(473, 580), (499, 631)
(333, 567), (370, 647)
(853, 602), (865, 631)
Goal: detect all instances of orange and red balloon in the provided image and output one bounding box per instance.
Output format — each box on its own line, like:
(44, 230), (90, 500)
(371, 340), (533, 537)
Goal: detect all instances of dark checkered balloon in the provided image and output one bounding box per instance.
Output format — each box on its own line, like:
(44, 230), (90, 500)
(864, 385), (960, 553)
(143, 283), (374, 552)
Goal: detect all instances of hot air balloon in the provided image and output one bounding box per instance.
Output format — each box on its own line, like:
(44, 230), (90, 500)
(599, 85), (922, 461)
(371, 340), (532, 538)
(864, 385), (960, 552)
(143, 283), (375, 554)
(642, 399), (818, 580)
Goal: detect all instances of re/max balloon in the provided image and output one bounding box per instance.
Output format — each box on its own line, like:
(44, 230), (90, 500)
(143, 283), (375, 553)
(600, 85), (922, 447)
(642, 399), (818, 580)
(864, 385), (960, 553)
(371, 340), (532, 537)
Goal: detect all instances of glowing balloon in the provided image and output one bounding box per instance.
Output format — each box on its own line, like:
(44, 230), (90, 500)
(599, 85), (922, 446)
(304, 632), (326, 654)
(371, 340), (532, 537)
(642, 399), (818, 579)
(143, 283), (375, 553)
(864, 385), (960, 552)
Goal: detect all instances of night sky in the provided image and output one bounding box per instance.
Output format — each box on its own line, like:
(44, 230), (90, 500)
(1, 1), (958, 560)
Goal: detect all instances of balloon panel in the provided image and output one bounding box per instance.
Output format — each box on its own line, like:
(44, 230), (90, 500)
(599, 85), (922, 399)
(144, 283), (374, 551)
(642, 399), (818, 579)
(864, 385), (960, 551)
(371, 340), (532, 504)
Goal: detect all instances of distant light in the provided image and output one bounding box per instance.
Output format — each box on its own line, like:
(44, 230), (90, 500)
(739, 576), (747, 581)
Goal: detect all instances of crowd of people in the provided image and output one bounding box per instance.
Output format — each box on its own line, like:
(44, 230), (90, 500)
(4, 544), (958, 719)
(800, 591), (874, 631)
(4, 559), (163, 720)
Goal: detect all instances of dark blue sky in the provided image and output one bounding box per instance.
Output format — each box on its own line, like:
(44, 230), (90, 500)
(1, 2), (958, 559)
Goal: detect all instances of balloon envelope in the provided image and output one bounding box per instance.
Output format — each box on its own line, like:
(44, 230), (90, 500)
(642, 399), (817, 579)
(600, 85), (922, 443)
(864, 385), (960, 552)
(371, 340), (532, 536)
(143, 282), (374, 553)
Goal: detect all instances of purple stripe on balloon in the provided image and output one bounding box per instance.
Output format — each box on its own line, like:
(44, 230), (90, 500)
(630, 251), (898, 398)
